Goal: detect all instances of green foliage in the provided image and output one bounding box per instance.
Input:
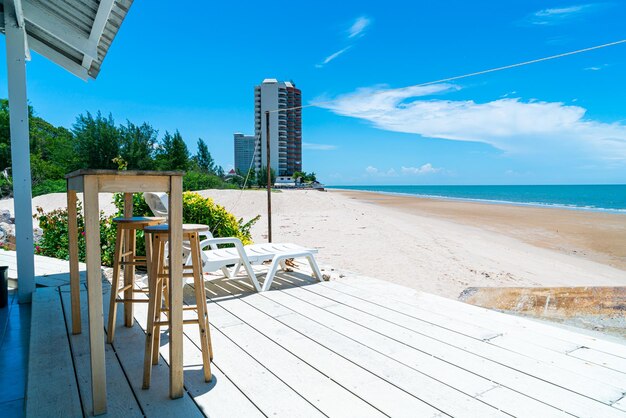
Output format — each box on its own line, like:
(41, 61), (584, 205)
(0, 176), (12, 199)
(119, 121), (157, 170)
(156, 130), (189, 170)
(1, 99), (76, 195)
(194, 138), (215, 173)
(233, 168), (257, 188)
(35, 203), (118, 267)
(182, 192), (259, 245)
(257, 166), (277, 187)
(32, 179), (66, 197)
(35, 192), (260, 267)
(73, 111), (120, 169)
(184, 171), (237, 191)
(113, 192), (153, 217)
(0, 99), (238, 196)
(292, 171), (317, 183)
(0, 100), (10, 171)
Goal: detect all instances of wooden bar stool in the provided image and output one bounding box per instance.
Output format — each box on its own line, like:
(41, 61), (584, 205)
(142, 224), (213, 389)
(107, 216), (165, 344)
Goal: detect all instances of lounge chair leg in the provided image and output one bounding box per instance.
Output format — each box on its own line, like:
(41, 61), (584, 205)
(306, 255), (324, 282)
(261, 259), (282, 292)
(220, 266), (231, 278)
(231, 262), (241, 278)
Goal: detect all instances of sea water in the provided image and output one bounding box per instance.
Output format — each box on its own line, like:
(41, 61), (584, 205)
(326, 185), (626, 213)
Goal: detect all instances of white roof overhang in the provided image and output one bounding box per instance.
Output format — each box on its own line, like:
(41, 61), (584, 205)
(0, 0), (133, 80)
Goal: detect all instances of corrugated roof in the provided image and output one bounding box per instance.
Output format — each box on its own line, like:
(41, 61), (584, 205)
(1, 0), (134, 80)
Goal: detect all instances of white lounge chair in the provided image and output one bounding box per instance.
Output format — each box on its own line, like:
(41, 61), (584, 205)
(143, 192), (323, 292)
(199, 237), (322, 292)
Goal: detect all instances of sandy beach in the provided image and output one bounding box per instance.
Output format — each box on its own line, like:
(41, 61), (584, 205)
(2, 189), (625, 299)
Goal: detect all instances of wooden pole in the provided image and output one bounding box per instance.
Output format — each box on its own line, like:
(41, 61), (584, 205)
(265, 111), (272, 243)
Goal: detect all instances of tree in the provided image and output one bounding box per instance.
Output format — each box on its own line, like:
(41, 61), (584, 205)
(73, 111), (120, 169)
(243, 168), (256, 187)
(215, 165), (225, 178)
(194, 138), (215, 174)
(292, 171), (304, 183)
(292, 170), (316, 183)
(119, 121), (158, 170)
(257, 165), (276, 187)
(0, 100), (12, 171)
(156, 130), (190, 171)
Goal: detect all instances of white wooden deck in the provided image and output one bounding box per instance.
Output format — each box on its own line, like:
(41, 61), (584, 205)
(18, 252), (626, 417)
(0, 250), (87, 287)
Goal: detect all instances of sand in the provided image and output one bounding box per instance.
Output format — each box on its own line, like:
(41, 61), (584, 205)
(2, 189), (625, 299)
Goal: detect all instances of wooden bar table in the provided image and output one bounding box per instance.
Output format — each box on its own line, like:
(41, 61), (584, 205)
(65, 170), (185, 415)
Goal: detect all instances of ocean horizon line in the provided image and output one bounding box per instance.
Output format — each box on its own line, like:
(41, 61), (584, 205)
(326, 184), (626, 213)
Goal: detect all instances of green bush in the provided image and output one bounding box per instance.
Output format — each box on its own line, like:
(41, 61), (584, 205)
(182, 192), (259, 245)
(32, 179), (66, 197)
(35, 192), (259, 267)
(0, 176), (12, 199)
(34, 203), (117, 267)
(183, 170), (237, 191)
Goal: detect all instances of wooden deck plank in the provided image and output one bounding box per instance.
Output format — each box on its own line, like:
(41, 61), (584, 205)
(218, 280), (505, 418)
(279, 284), (574, 418)
(26, 287), (82, 418)
(613, 396), (626, 411)
(270, 283), (581, 418)
(568, 347), (626, 374)
(130, 291), (276, 418)
(205, 279), (443, 418)
(59, 285), (143, 417)
(490, 334), (626, 387)
(318, 281), (626, 398)
(303, 280), (626, 417)
(337, 277), (626, 359)
(20, 250), (626, 418)
(101, 285), (203, 418)
(0, 250), (87, 277)
(171, 291), (327, 418)
(183, 284), (387, 418)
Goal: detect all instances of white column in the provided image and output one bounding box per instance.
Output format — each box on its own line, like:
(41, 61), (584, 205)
(4, 2), (35, 303)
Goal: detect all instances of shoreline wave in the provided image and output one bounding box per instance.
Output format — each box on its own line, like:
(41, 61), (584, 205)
(327, 186), (626, 214)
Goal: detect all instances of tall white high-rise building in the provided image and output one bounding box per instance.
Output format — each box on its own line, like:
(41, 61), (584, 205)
(254, 79), (302, 176)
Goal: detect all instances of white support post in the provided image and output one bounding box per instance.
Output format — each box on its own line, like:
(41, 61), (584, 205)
(4, 1), (35, 303)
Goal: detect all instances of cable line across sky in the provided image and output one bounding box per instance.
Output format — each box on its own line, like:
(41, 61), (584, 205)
(266, 38), (626, 114)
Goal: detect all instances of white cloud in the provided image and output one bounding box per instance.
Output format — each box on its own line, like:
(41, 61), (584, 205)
(348, 16), (371, 38)
(528, 4), (598, 25)
(401, 164), (441, 175)
(318, 83), (626, 162)
(316, 46), (351, 68)
(302, 142), (337, 151)
(365, 166), (397, 177)
(316, 16), (371, 68)
(584, 64), (608, 71)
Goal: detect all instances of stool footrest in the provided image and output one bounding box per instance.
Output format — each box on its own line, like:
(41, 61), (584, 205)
(153, 319), (202, 326)
(116, 285), (149, 293)
(115, 298), (149, 303)
(156, 306), (199, 315)
(120, 261), (147, 266)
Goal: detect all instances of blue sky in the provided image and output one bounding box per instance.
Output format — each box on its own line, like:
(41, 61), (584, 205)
(1, 0), (625, 185)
